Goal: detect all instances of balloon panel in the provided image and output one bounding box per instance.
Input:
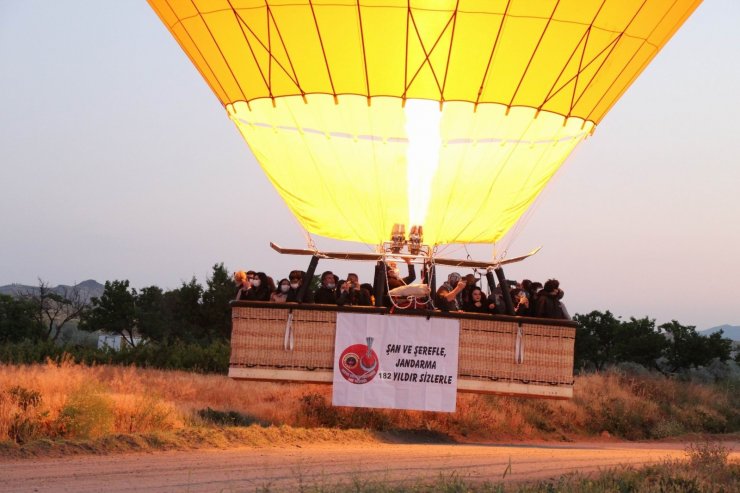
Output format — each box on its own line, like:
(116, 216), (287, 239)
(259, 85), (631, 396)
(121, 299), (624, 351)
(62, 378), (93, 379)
(149, 0), (700, 245)
(150, 0), (701, 123)
(230, 96), (592, 245)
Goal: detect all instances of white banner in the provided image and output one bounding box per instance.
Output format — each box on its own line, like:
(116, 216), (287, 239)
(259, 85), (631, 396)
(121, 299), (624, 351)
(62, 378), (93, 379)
(332, 313), (460, 412)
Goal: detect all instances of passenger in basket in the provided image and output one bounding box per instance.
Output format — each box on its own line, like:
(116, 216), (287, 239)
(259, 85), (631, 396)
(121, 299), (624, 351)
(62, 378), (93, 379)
(338, 273), (372, 306)
(270, 278), (291, 303)
(286, 270), (313, 303)
(535, 279), (567, 319)
(382, 259), (417, 307)
(460, 274), (478, 307)
(463, 287), (492, 314)
(510, 287), (531, 316)
(435, 272), (466, 312)
(386, 259), (416, 290)
(314, 270), (339, 305)
(240, 271), (271, 301)
(361, 283), (375, 305)
(528, 281), (543, 302)
(234, 271), (250, 300)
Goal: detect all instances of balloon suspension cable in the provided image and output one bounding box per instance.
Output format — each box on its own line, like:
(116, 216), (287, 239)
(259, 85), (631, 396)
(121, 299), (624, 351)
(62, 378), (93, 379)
(463, 244), (481, 281)
(381, 251), (435, 312)
(301, 228), (318, 253)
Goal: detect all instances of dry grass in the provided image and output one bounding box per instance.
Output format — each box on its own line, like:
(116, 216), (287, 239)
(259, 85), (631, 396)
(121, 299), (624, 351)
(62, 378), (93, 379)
(1, 359), (738, 457)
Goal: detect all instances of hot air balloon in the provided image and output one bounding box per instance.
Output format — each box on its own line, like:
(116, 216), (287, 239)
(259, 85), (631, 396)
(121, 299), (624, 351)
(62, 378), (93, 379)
(148, 0), (701, 403)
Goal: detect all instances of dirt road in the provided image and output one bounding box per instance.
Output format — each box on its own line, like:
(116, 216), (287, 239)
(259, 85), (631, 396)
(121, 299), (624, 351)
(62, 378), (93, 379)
(2, 441), (737, 492)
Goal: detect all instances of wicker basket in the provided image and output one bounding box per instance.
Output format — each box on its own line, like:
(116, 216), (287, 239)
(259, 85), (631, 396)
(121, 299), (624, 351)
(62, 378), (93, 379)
(229, 302), (575, 398)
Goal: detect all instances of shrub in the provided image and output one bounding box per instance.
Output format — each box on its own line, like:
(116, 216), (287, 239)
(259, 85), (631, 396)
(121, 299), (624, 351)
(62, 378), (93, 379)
(57, 385), (114, 439)
(196, 407), (268, 427)
(2, 386), (46, 444)
(0, 340), (230, 374)
(297, 392), (391, 431)
(686, 440), (730, 470)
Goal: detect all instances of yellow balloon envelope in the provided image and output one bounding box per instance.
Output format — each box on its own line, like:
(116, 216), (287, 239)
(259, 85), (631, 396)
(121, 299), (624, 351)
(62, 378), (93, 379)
(149, 0), (701, 246)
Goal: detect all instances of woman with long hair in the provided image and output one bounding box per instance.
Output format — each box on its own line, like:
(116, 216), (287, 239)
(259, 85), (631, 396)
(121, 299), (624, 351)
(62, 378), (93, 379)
(270, 278), (291, 303)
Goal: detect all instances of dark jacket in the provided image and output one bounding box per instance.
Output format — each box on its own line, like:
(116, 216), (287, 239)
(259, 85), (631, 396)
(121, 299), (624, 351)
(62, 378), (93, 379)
(286, 287), (313, 303)
(461, 284), (477, 307)
(386, 264), (416, 290)
(314, 286), (338, 305)
(463, 300), (492, 314)
(240, 285), (270, 302)
(535, 290), (565, 319)
(338, 287), (372, 306)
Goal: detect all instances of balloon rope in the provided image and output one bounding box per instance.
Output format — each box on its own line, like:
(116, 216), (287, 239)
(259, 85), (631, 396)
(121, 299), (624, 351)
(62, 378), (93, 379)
(301, 228), (317, 252)
(382, 255), (434, 312)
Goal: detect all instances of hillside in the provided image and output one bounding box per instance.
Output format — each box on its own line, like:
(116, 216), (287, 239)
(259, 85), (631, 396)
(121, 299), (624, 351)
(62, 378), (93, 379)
(702, 325), (740, 342)
(0, 280), (104, 302)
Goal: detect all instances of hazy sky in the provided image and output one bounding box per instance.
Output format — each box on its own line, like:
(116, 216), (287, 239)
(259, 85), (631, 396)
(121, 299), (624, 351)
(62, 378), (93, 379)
(1, 1), (738, 330)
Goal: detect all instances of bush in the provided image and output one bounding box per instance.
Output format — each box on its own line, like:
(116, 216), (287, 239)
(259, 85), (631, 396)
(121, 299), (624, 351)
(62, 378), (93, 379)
(197, 407), (268, 427)
(298, 392), (391, 431)
(2, 386), (46, 444)
(0, 340), (230, 374)
(57, 385), (114, 439)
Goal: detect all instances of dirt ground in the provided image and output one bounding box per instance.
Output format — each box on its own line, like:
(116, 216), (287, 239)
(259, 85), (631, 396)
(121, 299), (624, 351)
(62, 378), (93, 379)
(2, 440), (738, 492)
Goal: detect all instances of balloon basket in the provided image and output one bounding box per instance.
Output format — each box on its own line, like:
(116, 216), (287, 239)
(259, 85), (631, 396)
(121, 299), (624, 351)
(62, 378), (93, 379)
(229, 302), (576, 400)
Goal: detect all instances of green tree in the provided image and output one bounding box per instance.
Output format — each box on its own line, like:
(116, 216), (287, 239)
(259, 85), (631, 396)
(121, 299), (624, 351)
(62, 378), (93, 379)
(136, 286), (170, 343)
(660, 321), (732, 372)
(0, 294), (44, 343)
(614, 316), (668, 370)
(573, 310), (621, 370)
(165, 278), (205, 342)
(201, 263), (237, 341)
(81, 280), (138, 346)
(705, 330), (733, 362)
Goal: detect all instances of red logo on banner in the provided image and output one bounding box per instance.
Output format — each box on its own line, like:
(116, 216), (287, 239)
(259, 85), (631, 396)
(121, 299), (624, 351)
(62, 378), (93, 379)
(339, 338), (379, 384)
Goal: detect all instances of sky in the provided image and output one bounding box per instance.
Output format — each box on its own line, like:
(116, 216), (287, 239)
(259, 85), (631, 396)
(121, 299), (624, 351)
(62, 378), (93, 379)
(1, 1), (738, 330)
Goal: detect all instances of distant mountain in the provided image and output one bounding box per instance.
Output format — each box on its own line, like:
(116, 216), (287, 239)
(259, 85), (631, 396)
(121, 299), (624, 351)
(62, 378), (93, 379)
(0, 279), (105, 303)
(701, 325), (740, 342)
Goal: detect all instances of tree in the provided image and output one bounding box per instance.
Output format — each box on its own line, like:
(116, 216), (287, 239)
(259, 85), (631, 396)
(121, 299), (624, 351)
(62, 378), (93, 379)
(660, 321), (733, 372)
(705, 330), (733, 363)
(0, 294), (44, 343)
(201, 263), (237, 341)
(573, 310), (621, 370)
(136, 286), (170, 343)
(81, 280), (138, 346)
(164, 278), (205, 342)
(22, 279), (89, 341)
(614, 317), (668, 370)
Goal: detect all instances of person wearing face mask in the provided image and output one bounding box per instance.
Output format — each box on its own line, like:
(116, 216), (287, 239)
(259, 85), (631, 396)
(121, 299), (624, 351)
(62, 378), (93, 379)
(385, 260), (416, 290)
(285, 270), (314, 303)
(435, 272), (466, 312)
(314, 270), (339, 305)
(270, 278), (291, 303)
(381, 259), (417, 308)
(241, 271), (271, 301)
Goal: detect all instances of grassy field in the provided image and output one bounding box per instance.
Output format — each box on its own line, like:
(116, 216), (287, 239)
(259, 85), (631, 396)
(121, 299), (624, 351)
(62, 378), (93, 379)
(1, 358), (738, 457)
